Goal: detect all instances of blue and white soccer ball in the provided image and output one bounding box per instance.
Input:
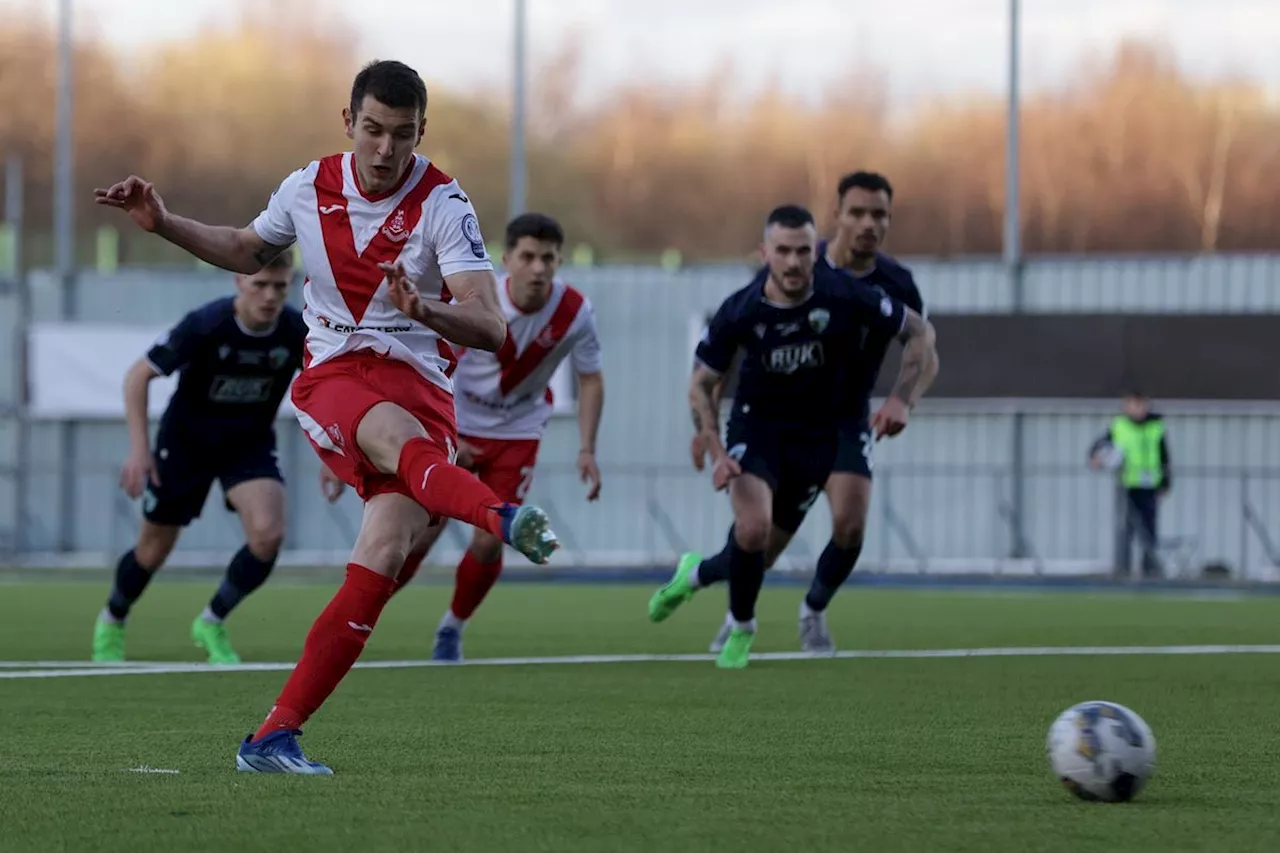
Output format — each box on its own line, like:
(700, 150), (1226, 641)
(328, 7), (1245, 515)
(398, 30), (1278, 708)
(1046, 700), (1157, 802)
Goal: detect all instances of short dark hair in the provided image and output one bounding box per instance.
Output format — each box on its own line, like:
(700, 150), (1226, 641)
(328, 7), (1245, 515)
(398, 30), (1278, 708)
(505, 212), (565, 249)
(837, 171), (894, 202)
(765, 204), (815, 230)
(350, 60), (428, 119)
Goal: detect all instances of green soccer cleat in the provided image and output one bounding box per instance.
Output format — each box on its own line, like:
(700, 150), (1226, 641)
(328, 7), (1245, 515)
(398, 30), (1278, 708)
(715, 626), (755, 669)
(192, 616), (242, 665)
(92, 617), (126, 663)
(648, 551), (702, 622)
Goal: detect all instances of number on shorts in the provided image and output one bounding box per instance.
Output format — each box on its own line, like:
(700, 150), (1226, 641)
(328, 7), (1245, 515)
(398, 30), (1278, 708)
(515, 466), (535, 501)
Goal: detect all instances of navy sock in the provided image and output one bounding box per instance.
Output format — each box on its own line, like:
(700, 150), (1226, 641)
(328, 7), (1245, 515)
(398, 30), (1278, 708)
(208, 545), (277, 620)
(106, 550), (155, 621)
(696, 527), (735, 587)
(727, 539), (766, 623)
(804, 536), (863, 612)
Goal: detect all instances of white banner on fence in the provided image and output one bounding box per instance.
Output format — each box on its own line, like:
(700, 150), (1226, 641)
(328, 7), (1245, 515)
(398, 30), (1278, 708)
(27, 322), (577, 421)
(27, 322), (296, 421)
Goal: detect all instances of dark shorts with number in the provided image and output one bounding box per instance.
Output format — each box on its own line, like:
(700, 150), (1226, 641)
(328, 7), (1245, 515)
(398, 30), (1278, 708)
(832, 415), (874, 479)
(142, 431), (283, 527)
(724, 419), (837, 534)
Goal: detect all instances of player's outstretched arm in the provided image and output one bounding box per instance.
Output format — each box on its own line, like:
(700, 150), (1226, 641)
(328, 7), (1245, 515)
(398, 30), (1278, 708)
(93, 176), (290, 274)
(383, 264), (506, 351)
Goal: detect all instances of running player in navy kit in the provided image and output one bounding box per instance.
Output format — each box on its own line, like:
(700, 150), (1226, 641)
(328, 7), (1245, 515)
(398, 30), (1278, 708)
(647, 204), (934, 669)
(91, 253), (345, 664)
(685, 175), (938, 654)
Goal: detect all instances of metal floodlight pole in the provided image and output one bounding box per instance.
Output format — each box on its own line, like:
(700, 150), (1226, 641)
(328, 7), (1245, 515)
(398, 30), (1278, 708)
(56, 0), (78, 553)
(508, 0), (528, 223)
(1005, 0), (1029, 559)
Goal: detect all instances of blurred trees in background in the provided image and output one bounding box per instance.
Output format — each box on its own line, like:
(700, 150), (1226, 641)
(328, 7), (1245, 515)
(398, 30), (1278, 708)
(1, 9), (1277, 266)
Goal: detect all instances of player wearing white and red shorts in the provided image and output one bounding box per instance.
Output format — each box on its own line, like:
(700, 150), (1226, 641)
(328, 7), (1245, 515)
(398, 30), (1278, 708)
(93, 60), (560, 776)
(393, 213), (605, 662)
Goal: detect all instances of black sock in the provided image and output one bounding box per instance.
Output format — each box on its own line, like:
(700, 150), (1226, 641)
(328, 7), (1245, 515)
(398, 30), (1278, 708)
(106, 550), (155, 621)
(696, 527), (735, 587)
(804, 536), (863, 612)
(727, 538), (766, 624)
(208, 545), (277, 620)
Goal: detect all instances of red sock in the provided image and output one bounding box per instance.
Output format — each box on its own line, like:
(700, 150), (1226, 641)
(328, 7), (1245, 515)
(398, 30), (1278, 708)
(397, 437), (505, 539)
(449, 551), (504, 620)
(393, 550), (427, 593)
(254, 564), (396, 740)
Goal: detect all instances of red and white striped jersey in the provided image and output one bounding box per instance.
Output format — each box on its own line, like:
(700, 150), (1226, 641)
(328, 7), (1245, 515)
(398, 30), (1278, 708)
(453, 277), (602, 440)
(250, 152), (494, 394)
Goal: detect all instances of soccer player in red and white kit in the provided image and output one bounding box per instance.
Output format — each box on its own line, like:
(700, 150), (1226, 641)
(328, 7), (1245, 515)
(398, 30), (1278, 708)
(93, 60), (560, 775)
(397, 212), (605, 662)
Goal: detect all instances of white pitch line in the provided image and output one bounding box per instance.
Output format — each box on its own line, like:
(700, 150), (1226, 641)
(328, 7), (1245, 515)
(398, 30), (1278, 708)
(3, 644), (1280, 680)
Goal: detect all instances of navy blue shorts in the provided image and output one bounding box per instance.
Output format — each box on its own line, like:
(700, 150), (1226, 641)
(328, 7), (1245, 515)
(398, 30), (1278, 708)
(142, 433), (283, 527)
(831, 416), (874, 479)
(724, 419), (836, 534)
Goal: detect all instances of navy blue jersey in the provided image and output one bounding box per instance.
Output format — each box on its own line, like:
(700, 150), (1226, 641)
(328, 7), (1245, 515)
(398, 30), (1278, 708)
(696, 266), (907, 435)
(146, 297), (307, 446)
(818, 243), (926, 416)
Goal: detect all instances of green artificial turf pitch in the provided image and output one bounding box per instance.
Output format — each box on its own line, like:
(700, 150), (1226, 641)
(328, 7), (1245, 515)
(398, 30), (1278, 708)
(1, 580), (1278, 852)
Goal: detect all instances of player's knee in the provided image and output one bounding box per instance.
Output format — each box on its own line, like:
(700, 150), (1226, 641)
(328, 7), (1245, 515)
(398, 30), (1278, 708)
(733, 516), (771, 553)
(134, 525), (179, 569)
(469, 530), (504, 565)
(830, 517), (867, 551)
(245, 519), (285, 560)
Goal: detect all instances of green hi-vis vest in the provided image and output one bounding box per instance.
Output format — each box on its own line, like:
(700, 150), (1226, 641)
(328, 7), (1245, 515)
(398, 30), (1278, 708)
(1110, 416), (1165, 489)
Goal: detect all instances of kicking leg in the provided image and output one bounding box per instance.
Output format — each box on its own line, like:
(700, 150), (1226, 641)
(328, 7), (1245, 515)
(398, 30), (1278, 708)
(236, 492), (430, 775)
(357, 403), (558, 565)
(192, 478), (286, 665)
(93, 521), (180, 662)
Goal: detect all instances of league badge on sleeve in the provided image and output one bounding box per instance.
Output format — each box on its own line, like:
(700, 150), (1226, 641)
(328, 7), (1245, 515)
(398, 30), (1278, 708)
(461, 213), (487, 259)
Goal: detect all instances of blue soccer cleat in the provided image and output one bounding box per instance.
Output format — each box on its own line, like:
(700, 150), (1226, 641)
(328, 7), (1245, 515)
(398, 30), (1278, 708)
(432, 626), (463, 662)
(498, 503), (559, 565)
(235, 729), (333, 775)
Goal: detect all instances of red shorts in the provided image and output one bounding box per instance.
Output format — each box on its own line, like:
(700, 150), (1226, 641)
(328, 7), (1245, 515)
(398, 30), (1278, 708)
(291, 351), (458, 502)
(459, 435), (541, 505)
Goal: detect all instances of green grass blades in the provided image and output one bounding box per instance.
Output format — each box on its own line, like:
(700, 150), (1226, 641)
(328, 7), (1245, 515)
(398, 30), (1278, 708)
(1, 580), (1279, 852)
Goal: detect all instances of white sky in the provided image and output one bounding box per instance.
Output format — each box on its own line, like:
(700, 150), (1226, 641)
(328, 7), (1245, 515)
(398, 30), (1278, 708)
(17, 0), (1280, 107)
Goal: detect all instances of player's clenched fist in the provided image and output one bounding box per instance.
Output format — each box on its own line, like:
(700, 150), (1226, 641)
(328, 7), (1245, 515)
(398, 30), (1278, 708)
(94, 175), (168, 233)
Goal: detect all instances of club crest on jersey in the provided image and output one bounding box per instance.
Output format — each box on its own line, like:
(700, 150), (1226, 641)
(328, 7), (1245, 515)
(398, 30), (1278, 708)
(808, 308), (830, 334)
(535, 326), (558, 349)
(381, 208), (410, 242)
(461, 213), (486, 259)
(880, 296), (894, 317)
(268, 346), (290, 369)
(753, 324), (766, 338)
(218, 345), (231, 360)
(325, 423), (345, 450)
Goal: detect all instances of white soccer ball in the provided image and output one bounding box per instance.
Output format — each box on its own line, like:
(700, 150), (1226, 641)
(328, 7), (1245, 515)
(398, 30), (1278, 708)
(1046, 700), (1156, 802)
